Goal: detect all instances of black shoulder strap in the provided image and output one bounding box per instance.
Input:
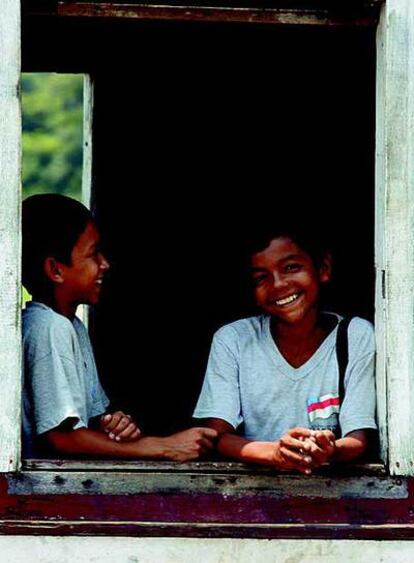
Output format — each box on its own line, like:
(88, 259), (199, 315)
(336, 317), (351, 405)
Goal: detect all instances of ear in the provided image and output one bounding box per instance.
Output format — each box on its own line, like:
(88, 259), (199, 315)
(318, 252), (332, 284)
(44, 257), (65, 284)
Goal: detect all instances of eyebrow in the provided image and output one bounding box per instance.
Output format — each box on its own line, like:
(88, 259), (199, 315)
(250, 253), (304, 271)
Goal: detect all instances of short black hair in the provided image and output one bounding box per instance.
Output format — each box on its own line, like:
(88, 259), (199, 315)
(22, 194), (94, 296)
(244, 212), (330, 268)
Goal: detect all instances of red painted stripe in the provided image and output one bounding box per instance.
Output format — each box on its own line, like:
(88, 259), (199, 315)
(307, 397), (340, 413)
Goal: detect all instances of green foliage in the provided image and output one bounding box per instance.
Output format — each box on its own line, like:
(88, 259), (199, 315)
(22, 73), (83, 200)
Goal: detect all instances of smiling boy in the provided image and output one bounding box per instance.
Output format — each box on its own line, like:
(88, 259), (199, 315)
(193, 224), (377, 473)
(22, 194), (216, 460)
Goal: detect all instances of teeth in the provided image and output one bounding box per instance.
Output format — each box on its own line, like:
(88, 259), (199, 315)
(96, 279), (103, 285)
(275, 293), (299, 306)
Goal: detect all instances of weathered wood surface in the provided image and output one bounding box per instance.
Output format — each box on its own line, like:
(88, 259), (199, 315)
(0, 0), (21, 473)
(1, 521), (414, 540)
(22, 2), (383, 27)
(374, 3), (388, 467)
(1, 469), (414, 537)
(7, 468), (407, 497)
(376, 0), (414, 476)
(82, 75), (93, 209)
(22, 459), (387, 475)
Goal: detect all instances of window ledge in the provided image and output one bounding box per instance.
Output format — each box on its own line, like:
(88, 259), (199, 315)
(7, 460), (406, 499)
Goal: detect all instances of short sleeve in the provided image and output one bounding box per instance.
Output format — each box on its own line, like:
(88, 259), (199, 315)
(339, 318), (377, 437)
(28, 353), (89, 435)
(193, 329), (243, 430)
(24, 316), (90, 436)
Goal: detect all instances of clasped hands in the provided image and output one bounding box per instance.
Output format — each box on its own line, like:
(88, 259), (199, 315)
(275, 427), (336, 475)
(100, 411), (141, 442)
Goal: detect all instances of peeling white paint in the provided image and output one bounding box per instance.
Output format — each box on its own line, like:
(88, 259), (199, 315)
(0, 0), (21, 472)
(376, 0), (414, 476)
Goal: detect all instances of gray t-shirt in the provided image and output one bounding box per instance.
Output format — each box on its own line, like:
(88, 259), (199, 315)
(194, 314), (377, 440)
(22, 301), (109, 457)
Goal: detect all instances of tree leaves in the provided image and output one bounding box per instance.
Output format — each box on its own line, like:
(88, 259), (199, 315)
(22, 73), (83, 200)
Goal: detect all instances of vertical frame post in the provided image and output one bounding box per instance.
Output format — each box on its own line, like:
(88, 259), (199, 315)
(376, 0), (414, 475)
(0, 0), (22, 471)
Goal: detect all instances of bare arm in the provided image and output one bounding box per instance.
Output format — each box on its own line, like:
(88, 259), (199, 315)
(206, 418), (314, 474)
(332, 429), (369, 462)
(44, 425), (218, 462)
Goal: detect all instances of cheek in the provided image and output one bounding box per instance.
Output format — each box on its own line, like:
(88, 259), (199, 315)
(253, 287), (267, 304)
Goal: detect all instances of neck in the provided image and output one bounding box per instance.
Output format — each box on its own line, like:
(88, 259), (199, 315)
(270, 310), (330, 368)
(271, 309), (321, 344)
(32, 292), (77, 319)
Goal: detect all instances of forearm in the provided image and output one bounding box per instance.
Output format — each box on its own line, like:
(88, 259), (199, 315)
(332, 431), (368, 463)
(217, 432), (277, 466)
(45, 427), (170, 459)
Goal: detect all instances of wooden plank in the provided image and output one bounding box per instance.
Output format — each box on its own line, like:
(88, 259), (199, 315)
(1, 521), (414, 540)
(22, 459), (387, 476)
(53, 3), (380, 27)
(376, 0), (414, 476)
(374, 3), (388, 466)
(82, 74), (93, 209)
(0, 0), (21, 473)
(7, 469), (407, 498)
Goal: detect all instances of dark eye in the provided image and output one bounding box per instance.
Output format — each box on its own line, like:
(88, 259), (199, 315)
(252, 274), (267, 287)
(284, 263), (302, 273)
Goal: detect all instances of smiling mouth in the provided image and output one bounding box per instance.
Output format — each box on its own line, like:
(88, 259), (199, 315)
(273, 293), (301, 307)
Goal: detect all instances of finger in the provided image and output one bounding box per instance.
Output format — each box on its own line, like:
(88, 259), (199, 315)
(197, 437), (215, 450)
(129, 428), (142, 441)
(108, 415), (133, 438)
(197, 428), (219, 439)
(288, 427), (313, 439)
(281, 435), (310, 452)
(103, 411), (124, 432)
(278, 453), (313, 475)
(114, 422), (140, 441)
(315, 433), (330, 449)
(314, 431), (335, 450)
(296, 465), (313, 475)
(280, 446), (313, 467)
(101, 414), (112, 424)
(306, 444), (326, 465)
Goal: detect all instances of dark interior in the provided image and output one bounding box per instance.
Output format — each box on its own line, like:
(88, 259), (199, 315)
(23, 17), (376, 436)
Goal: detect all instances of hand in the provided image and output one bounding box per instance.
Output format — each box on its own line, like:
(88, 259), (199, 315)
(273, 427), (315, 475)
(304, 430), (336, 468)
(162, 427), (218, 462)
(100, 411), (141, 442)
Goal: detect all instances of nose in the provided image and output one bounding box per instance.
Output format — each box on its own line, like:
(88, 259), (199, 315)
(272, 270), (288, 290)
(99, 253), (110, 271)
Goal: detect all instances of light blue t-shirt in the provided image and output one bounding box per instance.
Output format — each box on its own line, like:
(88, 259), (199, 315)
(194, 314), (377, 441)
(22, 302), (109, 457)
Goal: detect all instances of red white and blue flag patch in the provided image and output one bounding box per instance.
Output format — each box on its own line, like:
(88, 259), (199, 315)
(307, 394), (340, 423)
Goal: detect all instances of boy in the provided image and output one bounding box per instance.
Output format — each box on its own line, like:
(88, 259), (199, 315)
(193, 223), (377, 474)
(22, 194), (216, 460)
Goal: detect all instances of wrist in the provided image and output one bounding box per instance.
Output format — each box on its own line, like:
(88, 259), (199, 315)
(328, 440), (337, 462)
(270, 441), (284, 468)
(155, 436), (176, 460)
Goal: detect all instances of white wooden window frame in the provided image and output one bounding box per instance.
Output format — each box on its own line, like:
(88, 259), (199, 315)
(1, 0), (413, 477)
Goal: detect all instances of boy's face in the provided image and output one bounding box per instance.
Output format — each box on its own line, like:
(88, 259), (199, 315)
(250, 237), (331, 326)
(56, 220), (110, 307)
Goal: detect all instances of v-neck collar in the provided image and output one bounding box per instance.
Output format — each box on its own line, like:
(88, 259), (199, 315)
(263, 313), (340, 380)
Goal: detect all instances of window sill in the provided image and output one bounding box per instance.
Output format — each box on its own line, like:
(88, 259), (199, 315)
(7, 460), (406, 499)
